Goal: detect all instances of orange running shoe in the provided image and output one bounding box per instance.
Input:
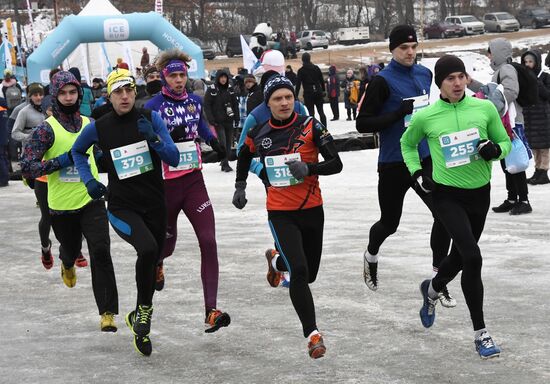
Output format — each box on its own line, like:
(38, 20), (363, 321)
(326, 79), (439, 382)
(308, 333), (326, 359)
(265, 249), (283, 287)
(204, 309), (231, 333)
(75, 253), (88, 268)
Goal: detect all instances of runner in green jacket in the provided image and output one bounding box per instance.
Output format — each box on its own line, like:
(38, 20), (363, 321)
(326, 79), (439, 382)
(400, 55), (511, 359)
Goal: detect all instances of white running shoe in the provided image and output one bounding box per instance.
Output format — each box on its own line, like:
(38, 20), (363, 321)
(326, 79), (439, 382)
(439, 286), (457, 308)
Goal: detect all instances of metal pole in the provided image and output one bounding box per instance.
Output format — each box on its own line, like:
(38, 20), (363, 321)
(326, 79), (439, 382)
(53, 0), (59, 26)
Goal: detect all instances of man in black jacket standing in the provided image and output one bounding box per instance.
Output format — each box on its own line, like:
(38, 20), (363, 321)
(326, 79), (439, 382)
(296, 53), (327, 127)
(204, 70), (240, 172)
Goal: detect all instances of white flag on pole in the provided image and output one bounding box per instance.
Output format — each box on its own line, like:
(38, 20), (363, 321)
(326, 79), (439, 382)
(240, 35), (257, 73)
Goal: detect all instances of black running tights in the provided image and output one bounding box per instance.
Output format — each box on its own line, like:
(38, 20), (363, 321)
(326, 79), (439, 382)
(431, 184), (490, 331)
(268, 206), (324, 338)
(34, 180), (51, 249)
(368, 160), (451, 269)
(51, 200), (118, 315)
(107, 207), (166, 307)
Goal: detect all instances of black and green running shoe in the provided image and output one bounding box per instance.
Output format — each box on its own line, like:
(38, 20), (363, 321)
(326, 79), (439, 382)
(125, 310), (152, 356)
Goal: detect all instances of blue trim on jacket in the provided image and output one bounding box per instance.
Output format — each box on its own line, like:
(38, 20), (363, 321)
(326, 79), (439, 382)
(377, 59), (432, 163)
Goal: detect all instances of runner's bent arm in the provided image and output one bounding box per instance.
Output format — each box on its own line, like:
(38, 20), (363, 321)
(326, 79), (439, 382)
(355, 76), (402, 133)
(235, 137), (255, 183)
(71, 122), (97, 185)
(149, 111), (180, 167)
(400, 113), (425, 176)
(238, 113), (264, 177)
(309, 119), (343, 176)
(20, 122), (63, 179)
(198, 109), (216, 143)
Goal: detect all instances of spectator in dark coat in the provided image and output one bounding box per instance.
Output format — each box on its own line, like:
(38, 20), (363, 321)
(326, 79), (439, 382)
(326, 65), (340, 120)
(521, 49), (550, 185)
(204, 70), (240, 172)
(285, 65), (298, 86)
(296, 52), (327, 127)
(244, 74), (261, 114)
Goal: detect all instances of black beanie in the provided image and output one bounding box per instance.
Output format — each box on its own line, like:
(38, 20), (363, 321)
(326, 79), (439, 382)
(389, 25), (417, 51)
(302, 52), (311, 63)
(434, 55), (466, 88)
(263, 75), (295, 104)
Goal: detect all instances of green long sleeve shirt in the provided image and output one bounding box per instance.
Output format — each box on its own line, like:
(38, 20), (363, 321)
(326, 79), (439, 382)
(401, 95), (512, 189)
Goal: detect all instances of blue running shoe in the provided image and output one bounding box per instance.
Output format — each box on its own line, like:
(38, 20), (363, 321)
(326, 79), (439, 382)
(419, 279), (437, 328)
(475, 332), (501, 359)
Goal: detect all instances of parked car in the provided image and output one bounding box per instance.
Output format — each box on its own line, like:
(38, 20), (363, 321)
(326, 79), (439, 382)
(516, 8), (550, 29)
(297, 30), (329, 50)
(483, 12), (520, 32)
(190, 38), (216, 60)
(423, 21), (465, 39)
(225, 35), (251, 58)
(444, 15), (485, 35)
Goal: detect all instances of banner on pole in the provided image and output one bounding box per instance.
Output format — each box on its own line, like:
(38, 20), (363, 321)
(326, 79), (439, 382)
(155, 0), (163, 15)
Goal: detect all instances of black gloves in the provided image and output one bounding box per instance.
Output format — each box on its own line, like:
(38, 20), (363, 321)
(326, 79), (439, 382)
(232, 181), (247, 209)
(209, 137), (227, 160)
(85, 179), (107, 199)
(285, 160), (310, 179)
(169, 124), (187, 142)
(477, 139), (502, 161)
(399, 99), (415, 117)
(412, 169), (435, 196)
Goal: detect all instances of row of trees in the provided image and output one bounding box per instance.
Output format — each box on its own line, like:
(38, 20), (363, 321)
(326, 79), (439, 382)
(3, 0), (548, 47)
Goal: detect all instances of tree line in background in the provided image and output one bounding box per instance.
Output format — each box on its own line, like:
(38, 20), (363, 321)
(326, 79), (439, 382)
(3, 0), (548, 48)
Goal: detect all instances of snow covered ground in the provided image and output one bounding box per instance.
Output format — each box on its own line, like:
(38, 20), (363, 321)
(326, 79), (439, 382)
(2, 26), (550, 380)
(1, 109), (549, 383)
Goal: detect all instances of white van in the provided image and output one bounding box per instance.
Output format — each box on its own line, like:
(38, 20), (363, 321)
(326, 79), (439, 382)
(336, 27), (370, 45)
(444, 15), (485, 35)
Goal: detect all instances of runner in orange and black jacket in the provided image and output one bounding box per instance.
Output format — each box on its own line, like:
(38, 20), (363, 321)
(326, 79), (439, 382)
(232, 75), (342, 359)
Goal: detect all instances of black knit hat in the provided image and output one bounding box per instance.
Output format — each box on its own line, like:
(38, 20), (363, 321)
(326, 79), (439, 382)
(389, 25), (417, 51)
(263, 75), (295, 104)
(434, 55), (466, 88)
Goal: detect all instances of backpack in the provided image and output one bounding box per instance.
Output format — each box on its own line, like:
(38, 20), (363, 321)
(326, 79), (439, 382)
(497, 62), (538, 107)
(349, 80), (360, 104)
(5, 86), (22, 109)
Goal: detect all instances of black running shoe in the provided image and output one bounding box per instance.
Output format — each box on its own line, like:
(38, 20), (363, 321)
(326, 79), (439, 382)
(509, 201), (532, 215)
(125, 310), (152, 356)
(492, 199), (516, 213)
(131, 305), (153, 337)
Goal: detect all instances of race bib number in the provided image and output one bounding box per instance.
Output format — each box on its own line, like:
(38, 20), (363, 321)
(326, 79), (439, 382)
(439, 128), (481, 168)
(110, 140), (154, 180)
(404, 94), (430, 127)
(169, 141), (200, 171)
(265, 153), (303, 187)
(59, 165), (81, 183)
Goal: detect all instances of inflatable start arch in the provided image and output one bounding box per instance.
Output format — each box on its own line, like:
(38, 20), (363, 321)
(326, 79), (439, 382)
(27, 12), (204, 83)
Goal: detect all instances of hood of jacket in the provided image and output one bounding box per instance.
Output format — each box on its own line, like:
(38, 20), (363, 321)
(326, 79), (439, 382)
(329, 65), (336, 76)
(521, 49), (542, 76)
(215, 70), (230, 89)
(488, 38), (512, 70)
(49, 71), (83, 130)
